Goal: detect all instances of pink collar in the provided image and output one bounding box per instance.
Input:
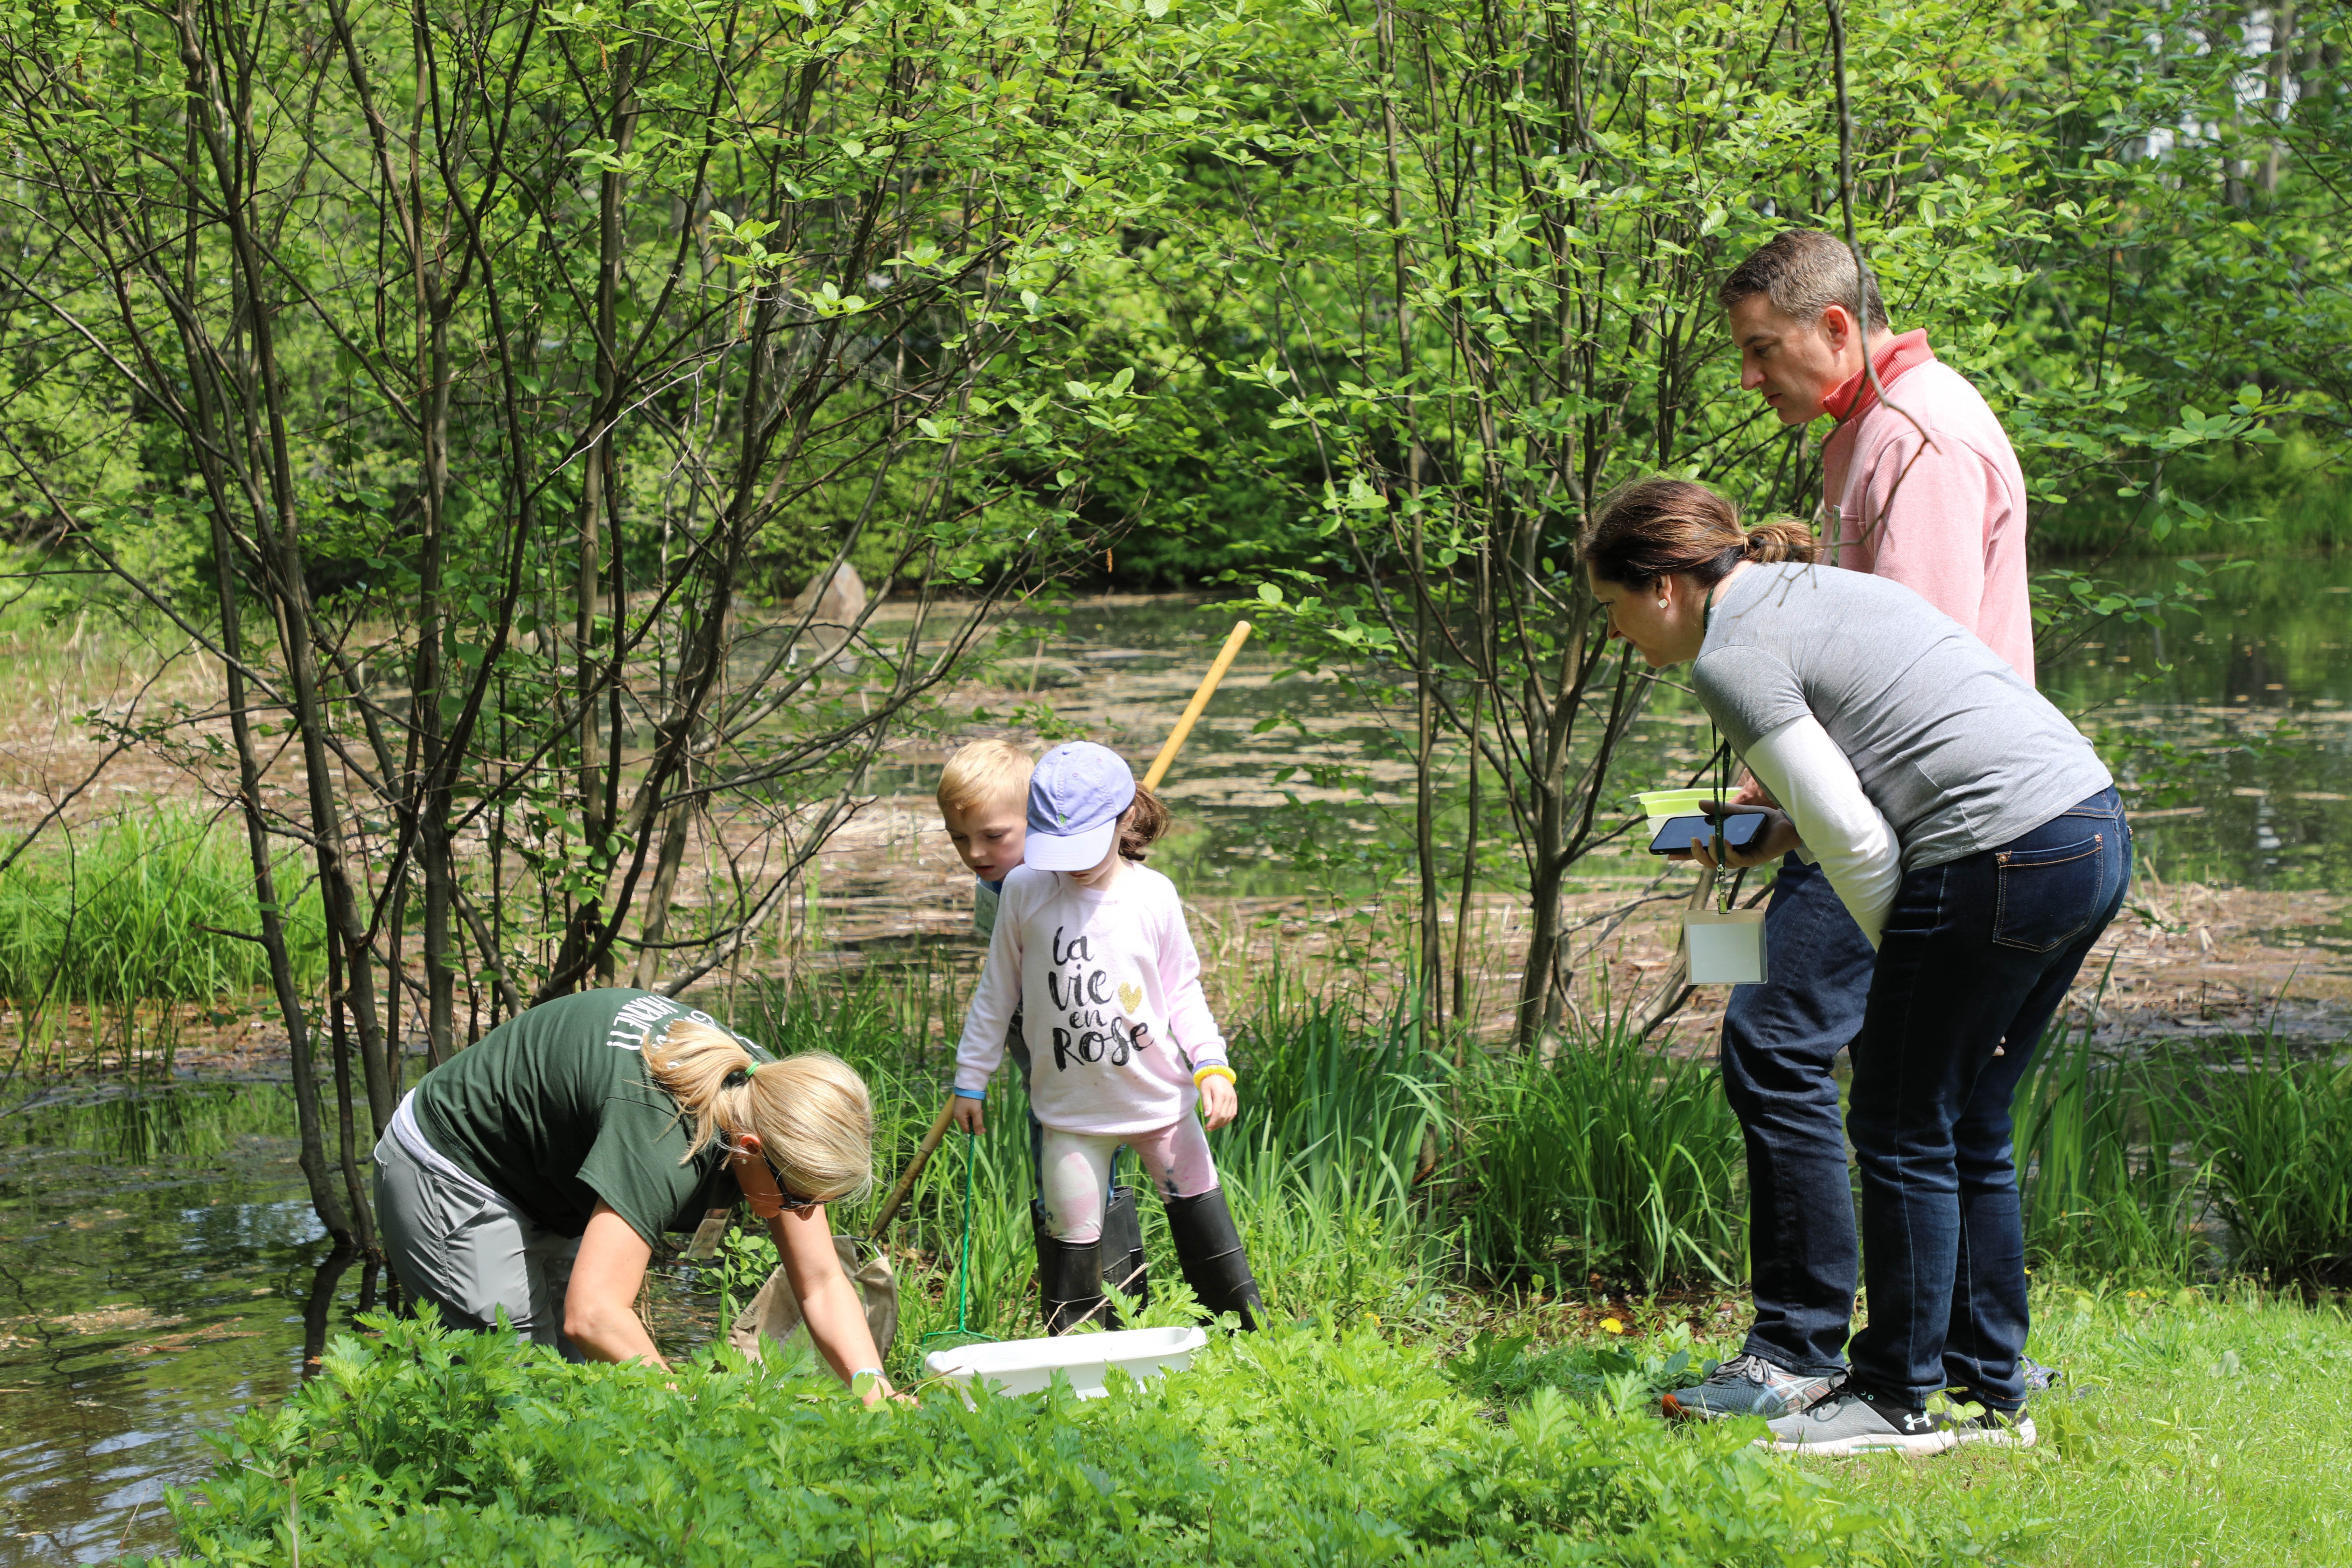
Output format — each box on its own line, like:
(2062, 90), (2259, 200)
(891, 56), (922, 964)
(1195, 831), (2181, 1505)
(1822, 328), (1934, 423)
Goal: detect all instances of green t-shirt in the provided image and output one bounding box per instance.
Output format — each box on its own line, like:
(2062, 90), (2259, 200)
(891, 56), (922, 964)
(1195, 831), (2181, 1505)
(411, 989), (774, 1245)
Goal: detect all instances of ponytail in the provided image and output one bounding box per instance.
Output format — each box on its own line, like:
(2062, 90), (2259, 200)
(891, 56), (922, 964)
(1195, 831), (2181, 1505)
(1741, 517), (1815, 565)
(1116, 782), (1170, 861)
(1580, 477), (1816, 589)
(644, 1017), (875, 1203)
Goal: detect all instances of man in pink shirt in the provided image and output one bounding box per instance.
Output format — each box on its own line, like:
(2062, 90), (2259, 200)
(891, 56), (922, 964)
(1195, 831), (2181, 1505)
(1662, 229), (2044, 1424)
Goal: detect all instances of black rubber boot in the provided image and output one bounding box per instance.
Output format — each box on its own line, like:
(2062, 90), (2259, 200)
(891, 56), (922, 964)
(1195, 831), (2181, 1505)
(1101, 1184), (1151, 1310)
(1031, 1202), (1110, 1335)
(1163, 1186), (1263, 1331)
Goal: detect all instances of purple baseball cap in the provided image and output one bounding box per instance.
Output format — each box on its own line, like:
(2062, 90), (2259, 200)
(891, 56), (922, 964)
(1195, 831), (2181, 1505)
(1024, 742), (1137, 870)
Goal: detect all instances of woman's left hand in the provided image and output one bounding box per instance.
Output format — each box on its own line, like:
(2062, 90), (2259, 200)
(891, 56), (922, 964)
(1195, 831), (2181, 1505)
(1671, 805), (1802, 870)
(769, 1199), (901, 1407)
(1198, 1074), (1238, 1131)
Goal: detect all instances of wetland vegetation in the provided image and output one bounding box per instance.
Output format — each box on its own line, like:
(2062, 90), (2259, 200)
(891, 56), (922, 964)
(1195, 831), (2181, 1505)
(0, 0), (2345, 1560)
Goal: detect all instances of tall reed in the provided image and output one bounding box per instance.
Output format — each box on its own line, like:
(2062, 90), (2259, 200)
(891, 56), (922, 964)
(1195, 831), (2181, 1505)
(2014, 1013), (2211, 1281)
(1462, 1010), (1744, 1293)
(2181, 1035), (2352, 1282)
(0, 811), (328, 1010)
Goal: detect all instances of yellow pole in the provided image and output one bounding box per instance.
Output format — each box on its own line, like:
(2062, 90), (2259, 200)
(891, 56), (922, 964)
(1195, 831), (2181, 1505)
(1143, 620), (1252, 791)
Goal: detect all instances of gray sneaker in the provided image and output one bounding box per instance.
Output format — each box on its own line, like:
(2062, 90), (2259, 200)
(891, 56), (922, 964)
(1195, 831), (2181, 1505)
(1661, 1353), (1840, 1422)
(1759, 1387), (1958, 1456)
(2021, 1355), (2059, 1394)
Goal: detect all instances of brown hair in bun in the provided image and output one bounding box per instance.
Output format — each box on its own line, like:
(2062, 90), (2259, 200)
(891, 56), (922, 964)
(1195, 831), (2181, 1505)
(1578, 477), (1814, 591)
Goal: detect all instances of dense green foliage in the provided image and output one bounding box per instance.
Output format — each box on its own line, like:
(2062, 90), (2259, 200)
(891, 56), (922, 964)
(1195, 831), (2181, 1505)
(702, 971), (2352, 1389)
(151, 1312), (2028, 1566)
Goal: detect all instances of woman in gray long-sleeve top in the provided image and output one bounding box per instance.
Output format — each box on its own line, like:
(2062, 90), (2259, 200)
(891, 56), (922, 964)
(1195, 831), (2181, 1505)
(1581, 478), (2131, 1458)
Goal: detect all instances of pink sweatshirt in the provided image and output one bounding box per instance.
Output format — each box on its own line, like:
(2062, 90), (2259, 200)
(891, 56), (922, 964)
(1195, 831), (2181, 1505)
(1819, 330), (2036, 683)
(954, 862), (1229, 1136)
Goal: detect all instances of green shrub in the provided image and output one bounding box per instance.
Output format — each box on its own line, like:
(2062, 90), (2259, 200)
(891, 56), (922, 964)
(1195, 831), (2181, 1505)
(150, 1313), (2028, 1566)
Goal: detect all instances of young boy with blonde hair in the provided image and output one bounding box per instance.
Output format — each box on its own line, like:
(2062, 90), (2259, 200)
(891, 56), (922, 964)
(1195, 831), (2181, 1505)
(936, 741), (1149, 1311)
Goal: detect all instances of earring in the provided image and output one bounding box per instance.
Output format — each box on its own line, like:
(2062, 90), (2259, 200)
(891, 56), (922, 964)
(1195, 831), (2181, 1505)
(1657, 598), (1668, 609)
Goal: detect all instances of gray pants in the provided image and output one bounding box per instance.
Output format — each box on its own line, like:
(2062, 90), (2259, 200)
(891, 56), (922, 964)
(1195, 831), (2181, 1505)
(372, 1102), (582, 1356)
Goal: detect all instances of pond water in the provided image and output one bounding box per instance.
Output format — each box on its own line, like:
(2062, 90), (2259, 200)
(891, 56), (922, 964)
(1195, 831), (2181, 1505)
(0, 1086), (722, 1564)
(885, 549), (2352, 906)
(1, 548), (2346, 1561)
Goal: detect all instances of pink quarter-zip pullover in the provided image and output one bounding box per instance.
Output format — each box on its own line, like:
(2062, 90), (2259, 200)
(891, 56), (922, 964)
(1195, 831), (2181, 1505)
(1819, 330), (2036, 683)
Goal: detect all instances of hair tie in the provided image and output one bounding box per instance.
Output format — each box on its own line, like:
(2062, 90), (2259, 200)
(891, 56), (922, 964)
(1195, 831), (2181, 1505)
(723, 1061), (758, 1089)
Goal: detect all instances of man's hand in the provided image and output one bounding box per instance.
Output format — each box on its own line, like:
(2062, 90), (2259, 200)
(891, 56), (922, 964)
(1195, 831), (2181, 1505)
(1668, 804), (1801, 871)
(948, 1095), (985, 1135)
(1198, 1074), (1237, 1131)
(1732, 769), (1779, 808)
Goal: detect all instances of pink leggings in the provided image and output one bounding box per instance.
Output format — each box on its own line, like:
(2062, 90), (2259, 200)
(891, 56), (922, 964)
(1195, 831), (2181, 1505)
(1039, 1119), (1219, 1244)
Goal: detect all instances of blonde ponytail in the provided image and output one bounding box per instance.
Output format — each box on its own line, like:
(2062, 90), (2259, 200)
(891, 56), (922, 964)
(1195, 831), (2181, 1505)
(644, 1017), (876, 1204)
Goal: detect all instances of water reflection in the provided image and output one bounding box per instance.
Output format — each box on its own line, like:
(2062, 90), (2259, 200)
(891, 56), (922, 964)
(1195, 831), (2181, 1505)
(2038, 553), (2352, 889)
(0, 1084), (718, 1564)
(0, 1088), (335, 1562)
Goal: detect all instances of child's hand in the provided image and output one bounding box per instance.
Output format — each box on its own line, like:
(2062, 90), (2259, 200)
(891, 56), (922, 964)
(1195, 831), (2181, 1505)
(948, 1096), (986, 1135)
(1198, 1074), (1238, 1131)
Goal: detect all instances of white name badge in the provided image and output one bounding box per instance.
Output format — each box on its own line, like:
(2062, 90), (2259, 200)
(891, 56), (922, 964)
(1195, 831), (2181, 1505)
(1685, 908), (1769, 986)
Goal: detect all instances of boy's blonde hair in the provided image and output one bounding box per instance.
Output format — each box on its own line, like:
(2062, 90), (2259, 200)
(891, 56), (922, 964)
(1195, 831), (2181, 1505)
(643, 1017), (875, 1204)
(936, 739), (1034, 814)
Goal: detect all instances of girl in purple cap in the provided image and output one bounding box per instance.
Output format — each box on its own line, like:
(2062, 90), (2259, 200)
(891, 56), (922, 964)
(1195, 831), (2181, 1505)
(947, 741), (1263, 1334)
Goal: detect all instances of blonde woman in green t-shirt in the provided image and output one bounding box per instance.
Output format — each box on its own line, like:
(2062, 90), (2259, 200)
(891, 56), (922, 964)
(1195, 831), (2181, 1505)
(372, 987), (896, 1402)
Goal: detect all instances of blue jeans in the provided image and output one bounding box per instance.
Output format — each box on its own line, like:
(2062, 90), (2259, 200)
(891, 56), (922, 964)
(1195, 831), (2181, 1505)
(1848, 788), (2132, 1411)
(1720, 855), (1877, 1377)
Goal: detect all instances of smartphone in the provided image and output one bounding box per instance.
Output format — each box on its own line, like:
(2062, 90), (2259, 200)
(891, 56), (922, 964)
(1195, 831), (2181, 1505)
(1647, 811), (1767, 856)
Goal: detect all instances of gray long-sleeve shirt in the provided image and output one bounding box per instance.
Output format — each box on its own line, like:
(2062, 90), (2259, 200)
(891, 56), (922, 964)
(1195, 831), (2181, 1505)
(1692, 564), (2110, 876)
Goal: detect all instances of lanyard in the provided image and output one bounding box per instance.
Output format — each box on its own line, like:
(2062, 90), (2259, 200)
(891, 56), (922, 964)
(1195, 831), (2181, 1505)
(1700, 576), (1731, 905)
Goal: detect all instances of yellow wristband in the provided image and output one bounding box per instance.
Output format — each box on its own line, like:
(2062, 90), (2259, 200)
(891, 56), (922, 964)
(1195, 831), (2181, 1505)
(1193, 1065), (1236, 1089)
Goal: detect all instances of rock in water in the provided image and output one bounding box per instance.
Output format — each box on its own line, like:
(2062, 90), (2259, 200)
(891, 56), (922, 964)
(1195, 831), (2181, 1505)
(790, 562), (866, 669)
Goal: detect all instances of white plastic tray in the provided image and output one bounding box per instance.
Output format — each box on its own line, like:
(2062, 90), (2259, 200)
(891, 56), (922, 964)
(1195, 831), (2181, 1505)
(922, 1325), (1208, 1400)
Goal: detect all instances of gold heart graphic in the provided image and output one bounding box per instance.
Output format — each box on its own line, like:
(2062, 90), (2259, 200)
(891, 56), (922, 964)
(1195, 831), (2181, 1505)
(1117, 981), (1143, 1014)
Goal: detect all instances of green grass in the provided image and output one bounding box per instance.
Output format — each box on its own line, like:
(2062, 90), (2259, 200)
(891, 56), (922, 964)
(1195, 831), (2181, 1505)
(2015, 1012), (2213, 1282)
(702, 967), (2352, 1384)
(1832, 1282), (2352, 1566)
(0, 809), (328, 1026)
(91, 965), (2352, 1566)
(1463, 1004), (1745, 1292)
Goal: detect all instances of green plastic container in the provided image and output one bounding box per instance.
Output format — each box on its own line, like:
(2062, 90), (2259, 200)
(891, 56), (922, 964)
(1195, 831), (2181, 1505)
(1632, 788), (1722, 835)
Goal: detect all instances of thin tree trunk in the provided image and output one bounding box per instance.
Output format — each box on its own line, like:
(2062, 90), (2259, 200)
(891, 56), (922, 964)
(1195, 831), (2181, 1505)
(1378, 0), (1442, 1036)
(1451, 686), (1482, 1034)
(206, 502), (355, 1250)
